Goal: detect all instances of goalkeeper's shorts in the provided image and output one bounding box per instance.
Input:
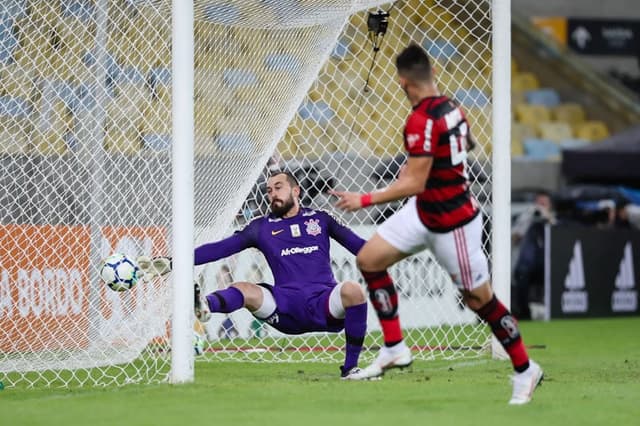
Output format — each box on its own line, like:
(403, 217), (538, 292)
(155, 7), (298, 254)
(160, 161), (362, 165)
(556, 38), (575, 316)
(254, 282), (344, 335)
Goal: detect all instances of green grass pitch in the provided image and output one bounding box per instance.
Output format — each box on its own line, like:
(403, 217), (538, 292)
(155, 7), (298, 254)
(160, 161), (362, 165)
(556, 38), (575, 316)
(2, 318), (639, 426)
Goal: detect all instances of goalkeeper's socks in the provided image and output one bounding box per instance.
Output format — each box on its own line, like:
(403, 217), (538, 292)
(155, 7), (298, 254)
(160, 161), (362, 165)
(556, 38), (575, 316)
(206, 286), (245, 314)
(361, 270), (403, 346)
(475, 295), (530, 372)
(343, 303), (367, 371)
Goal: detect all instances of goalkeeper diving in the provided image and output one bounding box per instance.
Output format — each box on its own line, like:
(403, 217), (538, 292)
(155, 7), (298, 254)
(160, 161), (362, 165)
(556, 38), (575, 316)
(139, 171), (369, 379)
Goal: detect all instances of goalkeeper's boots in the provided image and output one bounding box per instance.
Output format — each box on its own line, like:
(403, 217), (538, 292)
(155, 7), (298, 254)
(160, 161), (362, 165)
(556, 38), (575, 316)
(509, 359), (544, 405)
(340, 366), (381, 381)
(356, 341), (413, 379)
(194, 282), (211, 322)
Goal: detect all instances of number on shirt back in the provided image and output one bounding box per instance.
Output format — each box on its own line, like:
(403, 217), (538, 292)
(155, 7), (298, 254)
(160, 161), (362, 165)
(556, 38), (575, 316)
(449, 121), (468, 166)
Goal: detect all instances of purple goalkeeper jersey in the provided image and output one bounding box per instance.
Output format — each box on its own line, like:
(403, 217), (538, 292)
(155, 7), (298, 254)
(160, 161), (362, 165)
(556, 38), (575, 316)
(194, 207), (365, 288)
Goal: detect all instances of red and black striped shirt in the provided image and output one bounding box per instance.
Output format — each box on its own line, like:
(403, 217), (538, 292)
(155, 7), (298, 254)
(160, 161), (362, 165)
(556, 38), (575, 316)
(403, 96), (479, 232)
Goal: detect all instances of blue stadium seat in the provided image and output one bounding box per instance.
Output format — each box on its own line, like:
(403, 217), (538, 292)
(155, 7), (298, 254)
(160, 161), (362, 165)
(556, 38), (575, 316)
(143, 134), (171, 151)
(215, 133), (253, 153)
(222, 68), (258, 88)
(0, 15), (18, 64)
(298, 100), (334, 125)
(0, 1), (27, 20)
(150, 67), (171, 85)
(203, 3), (240, 25)
(330, 37), (350, 59)
(422, 38), (459, 62)
(62, 0), (94, 21)
(264, 53), (301, 73)
(0, 95), (31, 118)
(559, 138), (590, 150)
(44, 80), (78, 110)
(117, 66), (146, 85)
(525, 88), (561, 107)
(454, 88), (489, 108)
(523, 138), (561, 160)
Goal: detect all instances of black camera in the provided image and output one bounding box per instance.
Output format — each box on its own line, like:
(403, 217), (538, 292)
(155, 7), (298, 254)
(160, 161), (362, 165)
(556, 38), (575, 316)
(367, 10), (389, 36)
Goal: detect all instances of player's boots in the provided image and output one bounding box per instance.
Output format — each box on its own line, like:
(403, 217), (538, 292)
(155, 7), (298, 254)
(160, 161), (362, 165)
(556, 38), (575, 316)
(194, 282), (211, 322)
(509, 359), (544, 405)
(355, 341), (413, 379)
(340, 366), (380, 381)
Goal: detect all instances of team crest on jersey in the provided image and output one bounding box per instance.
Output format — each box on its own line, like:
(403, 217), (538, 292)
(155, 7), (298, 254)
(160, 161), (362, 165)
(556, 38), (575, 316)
(304, 218), (322, 236)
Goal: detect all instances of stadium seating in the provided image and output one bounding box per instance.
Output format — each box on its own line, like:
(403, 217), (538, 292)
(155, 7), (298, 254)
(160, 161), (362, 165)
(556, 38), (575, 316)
(537, 121), (573, 144)
(573, 120), (610, 141)
(559, 139), (590, 150)
(522, 138), (560, 160)
(511, 122), (536, 155)
(552, 103), (586, 126)
(514, 103), (552, 126)
(525, 88), (561, 107)
(454, 88), (490, 108)
(33, 98), (73, 155)
(512, 72), (540, 92)
(0, 0), (615, 164)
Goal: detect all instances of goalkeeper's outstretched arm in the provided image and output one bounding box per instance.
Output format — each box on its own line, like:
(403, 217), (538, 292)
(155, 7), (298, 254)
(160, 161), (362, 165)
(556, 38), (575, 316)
(137, 227), (255, 279)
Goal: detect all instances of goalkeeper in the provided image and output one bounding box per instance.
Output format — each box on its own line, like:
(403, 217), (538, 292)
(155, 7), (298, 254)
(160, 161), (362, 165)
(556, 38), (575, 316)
(180, 171), (368, 379)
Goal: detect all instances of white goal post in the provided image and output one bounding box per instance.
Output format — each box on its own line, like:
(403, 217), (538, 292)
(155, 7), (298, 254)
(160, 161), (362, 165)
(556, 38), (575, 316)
(0, 0), (510, 387)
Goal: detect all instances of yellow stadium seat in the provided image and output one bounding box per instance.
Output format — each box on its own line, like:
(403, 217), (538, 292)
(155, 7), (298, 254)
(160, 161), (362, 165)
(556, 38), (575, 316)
(14, 17), (54, 71)
(512, 72), (540, 92)
(0, 116), (32, 154)
(511, 139), (524, 156)
(537, 121), (573, 143)
(28, 1), (60, 21)
(0, 63), (37, 100)
(142, 99), (171, 135)
(33, 100), (73, 155)
(58, 17), (95, 57)
(552, 103), (586, 126)
(574, 121), (609, 141)
(104, 127), (142, 155)
(511, 122), (536, 145)
(514, 104), (551, 126)
(511, 90), (526, 105)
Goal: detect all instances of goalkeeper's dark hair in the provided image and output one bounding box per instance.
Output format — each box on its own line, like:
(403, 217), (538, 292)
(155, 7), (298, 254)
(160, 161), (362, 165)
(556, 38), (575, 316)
(268, 170), (300, 189)
(396, 43), (433, 83)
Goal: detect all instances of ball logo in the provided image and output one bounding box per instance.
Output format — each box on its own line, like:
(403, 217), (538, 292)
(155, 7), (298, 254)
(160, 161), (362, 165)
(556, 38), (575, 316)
(304, 218), (322, 236)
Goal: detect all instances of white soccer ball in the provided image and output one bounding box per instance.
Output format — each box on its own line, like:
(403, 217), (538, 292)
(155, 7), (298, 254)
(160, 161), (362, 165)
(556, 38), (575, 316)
(100, 253), (140, 292)
(193, 331), (206, 356)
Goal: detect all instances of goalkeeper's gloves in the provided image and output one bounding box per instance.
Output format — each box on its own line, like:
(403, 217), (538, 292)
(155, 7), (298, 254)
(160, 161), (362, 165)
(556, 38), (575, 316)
(136, 256), (172, 282)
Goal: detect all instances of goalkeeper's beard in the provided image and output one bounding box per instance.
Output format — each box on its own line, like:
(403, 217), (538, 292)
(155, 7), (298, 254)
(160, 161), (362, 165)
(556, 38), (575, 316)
(270, 194), (296, 217)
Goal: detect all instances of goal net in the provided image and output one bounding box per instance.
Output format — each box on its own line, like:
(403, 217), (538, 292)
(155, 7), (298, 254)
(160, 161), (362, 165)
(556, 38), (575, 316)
(197, 0), (494, 363)
(0, 0), (494, 387)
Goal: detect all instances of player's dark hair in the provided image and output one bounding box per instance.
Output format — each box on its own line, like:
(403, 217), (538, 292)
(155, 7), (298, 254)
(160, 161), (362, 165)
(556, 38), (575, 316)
(268, 170), (299, 189)
(395, 43), (432, 83)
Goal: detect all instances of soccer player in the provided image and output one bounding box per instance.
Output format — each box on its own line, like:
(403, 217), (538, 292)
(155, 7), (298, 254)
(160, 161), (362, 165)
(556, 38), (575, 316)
(330, 43), (544, 403)
(193, 171), (368, 380)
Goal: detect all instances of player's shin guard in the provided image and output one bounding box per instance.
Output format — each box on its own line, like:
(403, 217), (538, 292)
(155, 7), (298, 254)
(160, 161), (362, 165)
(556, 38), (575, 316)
(475, 295), (530, 372)
(206, 286), (244, 314)
(361, 270), (403, 346)
(342, 303), (367, 372)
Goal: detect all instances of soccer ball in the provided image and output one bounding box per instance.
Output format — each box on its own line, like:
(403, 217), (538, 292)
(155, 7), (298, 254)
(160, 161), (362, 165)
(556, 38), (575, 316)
(193, 331), (206, 356)
(100, 253), (140, 292)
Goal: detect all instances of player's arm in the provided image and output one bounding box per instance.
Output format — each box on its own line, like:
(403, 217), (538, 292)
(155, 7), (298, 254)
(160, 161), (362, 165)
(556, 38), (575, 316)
(331, 113), (434, 212)
(326, 212), (366, 255)
(137, 223), (257, 279)
(194, 231), (253, 265)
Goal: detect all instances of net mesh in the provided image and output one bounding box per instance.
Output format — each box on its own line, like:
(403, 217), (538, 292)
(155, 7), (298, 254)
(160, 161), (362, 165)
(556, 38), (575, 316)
(198, 0), (493, 364)
(0, 0), (493, 387)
